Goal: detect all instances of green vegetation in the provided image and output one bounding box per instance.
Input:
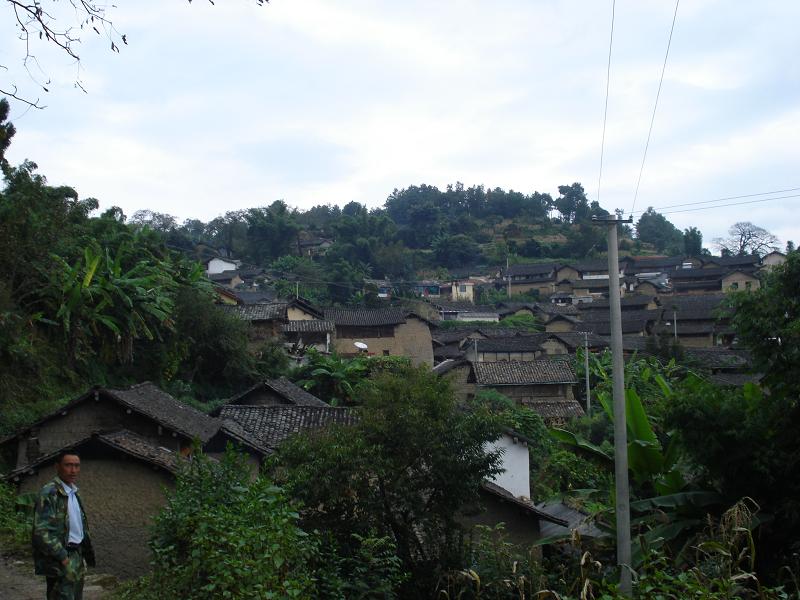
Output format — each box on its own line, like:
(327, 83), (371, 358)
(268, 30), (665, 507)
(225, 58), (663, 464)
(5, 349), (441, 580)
(273, 365), (504, 597)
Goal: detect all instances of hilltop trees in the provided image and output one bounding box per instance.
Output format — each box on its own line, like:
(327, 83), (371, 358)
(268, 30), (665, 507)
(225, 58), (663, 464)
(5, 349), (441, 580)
(636, 207), (683, 253)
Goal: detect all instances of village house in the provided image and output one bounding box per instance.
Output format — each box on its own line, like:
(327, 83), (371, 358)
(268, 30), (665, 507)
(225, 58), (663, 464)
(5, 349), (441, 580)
(209, 270), (243, 289)
(464, 336), (542, 363)
(4, 431), (178, 579)
(324, 307), (434, 365)
(0, 382), (223, 578)
(206, 256), (241, 275)
(498, 263), (560, 296)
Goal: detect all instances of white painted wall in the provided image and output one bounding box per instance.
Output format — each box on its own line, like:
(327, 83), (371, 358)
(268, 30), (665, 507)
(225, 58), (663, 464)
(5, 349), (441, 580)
(486, 432), (530, 498)
(207, 258), (238, 275)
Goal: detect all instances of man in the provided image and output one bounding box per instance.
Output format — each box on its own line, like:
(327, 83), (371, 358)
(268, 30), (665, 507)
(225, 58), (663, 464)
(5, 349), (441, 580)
(32, 451), (96, 600)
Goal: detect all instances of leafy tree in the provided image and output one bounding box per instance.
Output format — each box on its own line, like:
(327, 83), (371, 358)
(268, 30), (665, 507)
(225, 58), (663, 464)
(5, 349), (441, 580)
(244, 201), (300, 264)
(0, 98), (14, 170)
(683, 226), (703, 256)
(713, 221), (780, 257)
(635, 207), (683, 253)
(554, 183), (590, 224)
(274, 365), (504, 596)
(786, 240), (795, 253)
(431, 233), (480, 269)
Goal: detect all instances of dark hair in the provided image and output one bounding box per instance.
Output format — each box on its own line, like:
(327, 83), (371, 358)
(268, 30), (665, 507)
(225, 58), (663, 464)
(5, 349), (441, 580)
(55, 450), (80, 463)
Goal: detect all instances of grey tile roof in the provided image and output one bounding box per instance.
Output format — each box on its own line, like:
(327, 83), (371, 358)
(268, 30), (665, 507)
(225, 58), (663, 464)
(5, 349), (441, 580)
(324, 307), (407, 327)
(4, 430), (179, 480)
(107, 382), (221, 442)
(670, 267), (730, 280)
(218, 406), (359, 452)
(703, 255), (760, 268)
(707, 373), (763, 387)
(98, 430), (180, 473)
(474, 359), (577, 385)
(502, 263), (560, 277)
(525, 398), (586, 420)
(433, 328), (483, 345)
(475, 337), (542, 353)
(682, 347), (750, 370)
(222, 378), (328, 408)
(220, 303), (287, 321)
(627, 256), (685, 271)
(659, 294), (730, 319)
(209, 270), (240, 282)
(579, 295), (656, 310)
(572, 278), (619, 289)
(280, 320), (335, 333)
(545, 332), (610, 350)
(481, 481), (568, 526)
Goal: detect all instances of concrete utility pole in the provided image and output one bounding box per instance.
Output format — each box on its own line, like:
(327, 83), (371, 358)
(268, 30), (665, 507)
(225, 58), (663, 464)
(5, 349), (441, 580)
(593, 215), (633, 596)
(584, 331), (591, 414)
(506, 255), (511, 298)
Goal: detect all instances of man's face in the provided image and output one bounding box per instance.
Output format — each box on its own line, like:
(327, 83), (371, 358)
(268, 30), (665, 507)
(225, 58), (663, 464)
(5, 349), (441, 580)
(56, 454), (80, 486)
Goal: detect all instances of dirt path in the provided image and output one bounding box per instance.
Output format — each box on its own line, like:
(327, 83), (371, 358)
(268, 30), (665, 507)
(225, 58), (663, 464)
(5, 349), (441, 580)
(0, 555), (112, 600)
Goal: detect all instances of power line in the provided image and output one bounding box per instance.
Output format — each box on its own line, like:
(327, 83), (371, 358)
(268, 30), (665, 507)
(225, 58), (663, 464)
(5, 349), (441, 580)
(630, 0), (680, 217)
(628, 186), (800, 217)
(656, 192), (800, 216)
(596, 0), (616, 205)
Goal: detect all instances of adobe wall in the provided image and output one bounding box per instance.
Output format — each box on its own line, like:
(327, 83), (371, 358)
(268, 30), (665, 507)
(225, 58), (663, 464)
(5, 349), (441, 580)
(20, 456), (174, 579)
(441, 365), (476, 402)
(540, 339), (569, 355)
(721, 273), (760, 292)
(14, 400), (185, 470)
(333, 318), (433, 366)
(286, 307), (315, 320)
(678, 334), (714, 348)
(545, 320), (575, 333)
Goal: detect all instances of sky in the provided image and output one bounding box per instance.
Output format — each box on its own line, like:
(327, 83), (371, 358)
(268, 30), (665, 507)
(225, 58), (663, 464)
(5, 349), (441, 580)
(2, 0), (800, 250)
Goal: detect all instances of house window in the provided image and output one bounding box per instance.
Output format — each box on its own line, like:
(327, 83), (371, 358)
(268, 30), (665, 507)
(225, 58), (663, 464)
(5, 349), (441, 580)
(459, 285), (467, 293)
(745, 281), (752, 290)
(383, 350), (390, 356)
(730, 282), (739, 290)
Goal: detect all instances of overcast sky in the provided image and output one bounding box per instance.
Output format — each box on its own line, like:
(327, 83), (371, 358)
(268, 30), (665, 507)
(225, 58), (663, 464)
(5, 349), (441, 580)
(3, 0), (799, 249)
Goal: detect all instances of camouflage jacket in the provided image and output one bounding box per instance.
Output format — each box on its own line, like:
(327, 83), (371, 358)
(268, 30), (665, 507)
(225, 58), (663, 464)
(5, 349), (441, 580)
(32, 477), (96, 576)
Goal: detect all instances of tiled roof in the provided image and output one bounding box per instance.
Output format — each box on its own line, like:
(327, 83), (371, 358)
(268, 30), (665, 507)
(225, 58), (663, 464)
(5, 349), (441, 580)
(673, 281), (722, 292)
(670, 267), (734, 280)
(579, 295), (656, 310)
(707, 373), (763, 387)
(209, 270), (240, 282)
(98, 430), (180, 473)
(233, 290), (276, 304)
(628, 256), (685, 271)
(569, 259), (620, 273)
(432, 358), (471, 376)
(502, 263), (559, 277)
(659, 294), (730, 319)
(579, 309), (661, 323)
(218, 406), (359, 452)
(220, 303), (287, 321)
(545, 332), (610, 350)
(4, 430), (179, 480)
(434, 345), (466, 360)
(703, 255), (760, 268)
(481, 481), (568, 526)
(581, 319), (651, 336)
(526, 398), (585, 420)
(433, 328), (483, 345)
(475, 337), (542, 353)
(324, 307), (407, 327)
(683, 348), (750, 370)
(107, 382), (220, 442)
(222, 378), (328, 408)
(474, 359), (577, 385)
(280, 320), (335, 333)
(435, 301), (496, 312)
(572, 278), (619, 289)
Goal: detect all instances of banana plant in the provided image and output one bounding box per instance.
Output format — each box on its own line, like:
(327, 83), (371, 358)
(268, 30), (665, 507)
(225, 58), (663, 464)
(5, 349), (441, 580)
(551, 372), (723, 567)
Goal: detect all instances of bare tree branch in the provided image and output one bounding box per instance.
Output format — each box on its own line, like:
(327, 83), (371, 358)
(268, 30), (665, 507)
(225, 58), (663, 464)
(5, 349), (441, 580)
(713, 221), (780, 257)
